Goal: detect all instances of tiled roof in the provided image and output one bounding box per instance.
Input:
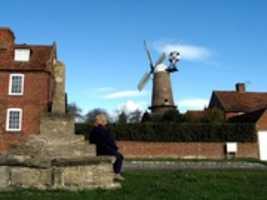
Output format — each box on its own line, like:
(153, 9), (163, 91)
(0, 44), (55, 71)
(228, 108), (267, 123)
(185, 110), (207, 119)
(212, 91), (267, 112)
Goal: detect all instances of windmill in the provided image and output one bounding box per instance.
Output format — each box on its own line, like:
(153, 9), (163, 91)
(137, 41), (180, 114)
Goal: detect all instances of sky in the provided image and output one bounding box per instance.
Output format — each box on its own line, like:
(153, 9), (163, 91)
(1, 0), (267, 114)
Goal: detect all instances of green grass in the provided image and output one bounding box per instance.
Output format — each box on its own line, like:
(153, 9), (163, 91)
(0, 170), (266, 200)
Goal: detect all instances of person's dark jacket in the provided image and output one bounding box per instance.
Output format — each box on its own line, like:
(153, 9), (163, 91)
(89, 125), (118, 155)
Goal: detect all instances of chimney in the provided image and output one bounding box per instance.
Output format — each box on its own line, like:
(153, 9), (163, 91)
(0, 27), (15, 51)
(235, 83), (246, 93)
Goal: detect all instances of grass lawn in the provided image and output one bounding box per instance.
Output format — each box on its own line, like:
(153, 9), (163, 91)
(0, 170), (266, 200)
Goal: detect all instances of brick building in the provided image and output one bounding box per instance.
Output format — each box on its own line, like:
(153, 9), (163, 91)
(0, 27), (61, 152)
(209, 83), (267, 119)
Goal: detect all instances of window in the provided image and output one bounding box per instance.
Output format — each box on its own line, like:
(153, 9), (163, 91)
(9, 74), (24, 95)
(6, 108), (23, 132)
(14, 49), (30, 62)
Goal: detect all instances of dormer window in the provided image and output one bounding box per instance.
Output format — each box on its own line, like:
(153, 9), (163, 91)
(14, 49), (30, 62)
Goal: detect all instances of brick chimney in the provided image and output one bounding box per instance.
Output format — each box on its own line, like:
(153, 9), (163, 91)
(0, 27), (15, 62)
(0, 27), (15, 49)
(235, 83), (246, 93)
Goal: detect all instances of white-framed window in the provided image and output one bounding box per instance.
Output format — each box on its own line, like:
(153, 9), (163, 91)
(6, 108), (23, 132)
(9, 74), (24, 96)
(14, 49), (30, 62)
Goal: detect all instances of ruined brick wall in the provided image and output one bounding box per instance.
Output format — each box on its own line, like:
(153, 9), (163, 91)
(117, 141), (259, 159)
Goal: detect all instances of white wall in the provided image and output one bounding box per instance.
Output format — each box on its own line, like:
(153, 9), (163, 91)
(258, 131), (267, 161)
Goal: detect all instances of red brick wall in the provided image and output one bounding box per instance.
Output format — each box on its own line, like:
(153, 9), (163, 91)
(256, 111), (267, 130)
(0, 71), (52, 153)
(117, 141), (259, 159)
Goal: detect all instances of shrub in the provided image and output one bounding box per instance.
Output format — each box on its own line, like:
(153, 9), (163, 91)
(161, 110), (182, 122)
(75, 122), (257, 143)
(202, 108), (225, 123)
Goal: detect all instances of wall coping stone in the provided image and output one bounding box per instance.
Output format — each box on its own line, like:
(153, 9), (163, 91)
(0, 155), (114, 168)
(52, 156), (114, 166)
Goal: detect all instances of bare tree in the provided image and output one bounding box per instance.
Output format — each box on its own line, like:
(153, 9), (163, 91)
(128, 110), (142, 123)
(117, 111), (128, 124)
(85, 108), (110, 124)
(67, 102), (83, 122)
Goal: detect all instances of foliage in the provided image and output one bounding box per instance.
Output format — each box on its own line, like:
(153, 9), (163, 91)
(75, 122), (257, 142)
(183, 108), (225, 123)
(161, 110), (182, 122)
(67, 102), (83, 121)
(116, 110), (142, 124)
(85, 108), (110, 125)
(202, 108), (225, 123)
(0, 170), (266, 200)
(117, 111), (128, 124)
(128, 110), (142, 123)
(141, 111), (151, 123)
(141, 110), (183, 123)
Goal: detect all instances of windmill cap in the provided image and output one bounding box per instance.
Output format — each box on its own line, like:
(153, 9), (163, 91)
(154, 64), (167, 73)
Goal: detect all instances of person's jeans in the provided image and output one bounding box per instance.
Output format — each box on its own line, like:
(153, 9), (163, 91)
(113, 152), (124, 174)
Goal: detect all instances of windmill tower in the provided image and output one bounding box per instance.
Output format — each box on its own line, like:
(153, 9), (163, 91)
(138, 41), (180, 115)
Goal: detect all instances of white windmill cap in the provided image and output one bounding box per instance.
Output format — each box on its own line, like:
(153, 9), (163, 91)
(154, 64), (167, 73)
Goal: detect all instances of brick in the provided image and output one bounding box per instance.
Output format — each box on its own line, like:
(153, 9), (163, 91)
(117, 141), (259, 159)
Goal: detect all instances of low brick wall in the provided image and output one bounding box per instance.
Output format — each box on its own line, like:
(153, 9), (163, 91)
(117, 141), (259, 159)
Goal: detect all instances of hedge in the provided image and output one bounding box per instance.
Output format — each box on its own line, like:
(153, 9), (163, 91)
(75, 123), (257, 143)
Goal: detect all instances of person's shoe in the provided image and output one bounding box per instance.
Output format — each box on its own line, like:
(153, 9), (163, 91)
(114, 174), (125, 181)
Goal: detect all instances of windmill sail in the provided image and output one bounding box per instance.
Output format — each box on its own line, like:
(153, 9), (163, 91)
(154, 53), (166, 67)
(144, 41), (154, 71)
(137, 71), (151, 91)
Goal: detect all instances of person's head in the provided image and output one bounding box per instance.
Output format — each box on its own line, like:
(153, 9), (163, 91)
(94, 114), (108, 126)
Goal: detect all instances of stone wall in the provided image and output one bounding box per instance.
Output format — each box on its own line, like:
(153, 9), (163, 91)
(117, 141), (259, 159)
(0, 157), (119, 190)
(0, 113), (121, 190)
(8, 113), (96, 160)
(52, 61), (66, 114)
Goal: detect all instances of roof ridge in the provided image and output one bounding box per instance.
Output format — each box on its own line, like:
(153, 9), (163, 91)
(15, 44), (53, 48)
(214, 90), (267, 94)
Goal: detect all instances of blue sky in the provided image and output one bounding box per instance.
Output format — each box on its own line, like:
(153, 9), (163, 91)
(1, 0), (267, 114)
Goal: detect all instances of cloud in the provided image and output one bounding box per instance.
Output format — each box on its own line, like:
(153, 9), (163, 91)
(117, 100), (146, 114)
(103, 90), (147, 99)
(177, 98), (209, 112)
(155, 42), (211, 61)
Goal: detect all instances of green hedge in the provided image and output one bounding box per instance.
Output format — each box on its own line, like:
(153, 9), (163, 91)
(75, 123), (257, 143)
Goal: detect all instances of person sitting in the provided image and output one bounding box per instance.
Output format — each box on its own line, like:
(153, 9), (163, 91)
(89, 114), (124, 181)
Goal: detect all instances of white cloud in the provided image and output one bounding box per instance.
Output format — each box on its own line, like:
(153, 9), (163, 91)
(103, 90), (147, 99)
(155, 42), (211, 61)
(177, 98), (209, 112)
(117, 100), (146, 114)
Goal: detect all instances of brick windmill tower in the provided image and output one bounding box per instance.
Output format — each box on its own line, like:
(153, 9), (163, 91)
(138, 41), (180, 114)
